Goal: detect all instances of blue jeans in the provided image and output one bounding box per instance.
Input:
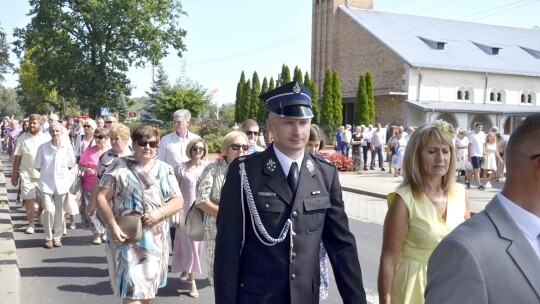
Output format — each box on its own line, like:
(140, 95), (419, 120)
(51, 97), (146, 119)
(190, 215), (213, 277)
(341, 142), (350, 158)
(371, 146), (384, 168)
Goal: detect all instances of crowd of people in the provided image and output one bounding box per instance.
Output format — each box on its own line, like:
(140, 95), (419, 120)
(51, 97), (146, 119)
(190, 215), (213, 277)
(5, 81), (539, 303)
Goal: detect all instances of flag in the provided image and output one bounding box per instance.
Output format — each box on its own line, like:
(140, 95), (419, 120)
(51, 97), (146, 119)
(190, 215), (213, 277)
(212, 88), (219, 94)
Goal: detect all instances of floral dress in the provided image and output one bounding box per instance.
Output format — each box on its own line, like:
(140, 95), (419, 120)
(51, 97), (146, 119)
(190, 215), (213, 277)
(194, 157), (228, 285)
(100, 156), (181, 299)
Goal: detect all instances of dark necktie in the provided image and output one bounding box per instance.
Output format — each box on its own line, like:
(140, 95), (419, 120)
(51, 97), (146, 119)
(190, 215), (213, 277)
(287, 162), (298, 194)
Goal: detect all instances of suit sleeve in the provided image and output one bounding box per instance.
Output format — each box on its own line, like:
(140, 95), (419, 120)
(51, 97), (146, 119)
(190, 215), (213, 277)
(425, 238), (488, 303)
(322, 166), (367, 304)
(214, 159), (244, 304)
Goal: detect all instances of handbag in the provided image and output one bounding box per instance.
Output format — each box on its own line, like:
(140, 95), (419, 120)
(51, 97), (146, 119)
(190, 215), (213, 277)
(115, 213), (143, 244)
(185, 201), (204, 241)
(69, 171), (82, 195)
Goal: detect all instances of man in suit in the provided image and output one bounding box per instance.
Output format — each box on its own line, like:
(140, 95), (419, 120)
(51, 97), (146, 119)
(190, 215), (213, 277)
(214, 81), (366, 304)
(425, 113), (540, 304)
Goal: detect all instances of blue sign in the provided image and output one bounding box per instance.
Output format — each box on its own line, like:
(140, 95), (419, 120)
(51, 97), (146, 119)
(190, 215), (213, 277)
(101, 107), (110, 117)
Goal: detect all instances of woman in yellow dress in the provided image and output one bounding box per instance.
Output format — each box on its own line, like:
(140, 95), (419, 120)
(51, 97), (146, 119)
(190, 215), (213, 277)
(377, 120), (471, 304)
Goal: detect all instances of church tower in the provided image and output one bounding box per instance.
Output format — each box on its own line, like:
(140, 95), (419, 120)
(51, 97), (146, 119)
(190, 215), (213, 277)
(311, 0), (373, 96)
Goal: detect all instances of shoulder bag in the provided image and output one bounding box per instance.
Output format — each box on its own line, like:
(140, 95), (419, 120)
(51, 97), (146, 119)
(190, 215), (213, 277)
(185, 164), (218, 241)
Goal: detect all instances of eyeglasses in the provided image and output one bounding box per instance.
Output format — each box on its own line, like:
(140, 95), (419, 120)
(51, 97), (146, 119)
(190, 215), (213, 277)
(244, 131), (258, 136)
(191, 147), (205, 152)
(94, 135), (107, 140)
(530, 153), (540, 160)
(137, 139), (159, 148)
(83, 125), (92, 128)
(105, 121), (116, 124)
(229, 144), (249, 151)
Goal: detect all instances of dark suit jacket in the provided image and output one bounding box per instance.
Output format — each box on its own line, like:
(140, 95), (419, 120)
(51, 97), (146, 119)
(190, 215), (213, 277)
(214, 145), (366, 304)
(426, 196), (540, 303)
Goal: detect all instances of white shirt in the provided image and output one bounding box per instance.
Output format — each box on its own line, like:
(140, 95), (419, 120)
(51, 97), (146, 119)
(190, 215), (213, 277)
(13, 131), (51, 178)
(371, 128), (386, 147)
(342, 129), (352, 143)
(498, 193), (540, 260)
(157, 131), (200, 168)
(273, 145), (305, 179)
(468, 131), (486, 157)
(34, 141), (76, 195)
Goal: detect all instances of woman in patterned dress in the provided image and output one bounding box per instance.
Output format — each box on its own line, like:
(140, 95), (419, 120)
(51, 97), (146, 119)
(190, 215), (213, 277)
(194, 131), (248, 286)
(96, 125), (183, 302)
(171, 138), (209, 298)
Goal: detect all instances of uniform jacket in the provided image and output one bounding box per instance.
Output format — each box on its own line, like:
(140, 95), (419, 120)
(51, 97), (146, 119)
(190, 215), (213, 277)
(426, 196), (540, 303)
(214, 145), (366, 304)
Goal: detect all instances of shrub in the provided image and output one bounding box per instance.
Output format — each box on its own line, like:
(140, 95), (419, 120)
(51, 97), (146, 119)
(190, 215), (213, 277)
(320, 152), (353, 171)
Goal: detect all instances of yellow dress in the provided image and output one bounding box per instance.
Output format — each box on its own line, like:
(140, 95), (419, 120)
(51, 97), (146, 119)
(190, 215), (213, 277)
(388, 184), (466, 304)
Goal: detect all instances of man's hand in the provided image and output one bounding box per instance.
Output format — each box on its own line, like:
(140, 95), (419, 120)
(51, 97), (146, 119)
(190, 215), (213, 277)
(11, 173), (18, 187)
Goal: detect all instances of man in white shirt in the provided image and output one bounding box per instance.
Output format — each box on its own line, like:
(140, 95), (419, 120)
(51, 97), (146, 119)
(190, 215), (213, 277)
(157, 109), (200, 247)
(465, 122), (486, 190)
(242, 119), (265, 154)
(341, 124), (352, 158)
(370, 123), (386, 171)
(426, 113), (540, 304)
(11, 114), (51, 234)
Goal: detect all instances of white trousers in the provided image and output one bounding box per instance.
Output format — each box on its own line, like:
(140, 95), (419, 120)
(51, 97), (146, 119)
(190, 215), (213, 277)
(42, 191), (67, 241)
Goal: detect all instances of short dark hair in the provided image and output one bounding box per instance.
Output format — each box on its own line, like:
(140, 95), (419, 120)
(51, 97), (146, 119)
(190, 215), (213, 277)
(474, 122), (483, 127)
(132, 125), (160, 144)
(242, 119), (259, 130)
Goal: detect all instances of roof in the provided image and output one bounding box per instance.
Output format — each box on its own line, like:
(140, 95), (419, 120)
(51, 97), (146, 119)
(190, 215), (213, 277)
(406, 100), (540, 115)
(340, 7), (540, 77)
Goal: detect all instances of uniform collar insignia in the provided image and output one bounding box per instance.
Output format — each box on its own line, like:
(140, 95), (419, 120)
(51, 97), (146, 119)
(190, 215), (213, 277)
(306, 159), (315, 174)
(266, 158), (277, 172)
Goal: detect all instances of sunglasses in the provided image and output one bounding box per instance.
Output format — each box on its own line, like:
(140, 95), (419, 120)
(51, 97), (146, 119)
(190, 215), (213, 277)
(94, 135), (107, 140)
(230, 144), (249, 151)
(83, 125), (92, 128)
(105, 121), (116, 124)
(137, 139), (159, 148)
(192, 147), (205, 152)
(244, 131), (258, 136)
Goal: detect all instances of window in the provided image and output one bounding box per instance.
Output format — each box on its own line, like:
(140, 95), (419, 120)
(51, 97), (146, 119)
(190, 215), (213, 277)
(490, 92), (495, 102)
(489, 89), (505, 103)
(521, 94), (526, 103)
(497, 93), (502, 102)
(464, 91), (470, 100)
(457, 91), (463, 100)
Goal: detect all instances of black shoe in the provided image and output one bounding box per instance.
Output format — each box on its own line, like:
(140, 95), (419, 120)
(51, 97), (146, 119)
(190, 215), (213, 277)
(478, 185), (485, 190)
(370, 167), (375, 170)
(465, 182), (471, 189)
(363, 167), (368, 170)
(381, 168), (386, 171)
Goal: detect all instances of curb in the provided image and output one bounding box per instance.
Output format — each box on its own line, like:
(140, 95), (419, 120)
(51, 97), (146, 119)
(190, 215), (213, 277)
(341, 186), (387, 200)
(0, 164), (20, 304)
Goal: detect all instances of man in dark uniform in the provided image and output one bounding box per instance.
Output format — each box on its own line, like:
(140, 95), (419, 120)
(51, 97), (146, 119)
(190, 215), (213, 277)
(214, 81), (366, 304)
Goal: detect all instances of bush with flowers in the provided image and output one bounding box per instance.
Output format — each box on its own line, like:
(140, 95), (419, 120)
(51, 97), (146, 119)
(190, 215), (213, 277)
(320, 152), (353, 172)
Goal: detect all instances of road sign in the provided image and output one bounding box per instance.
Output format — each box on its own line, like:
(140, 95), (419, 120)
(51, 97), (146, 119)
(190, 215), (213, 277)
(49, 106), (55, 112)
(101, 107), (110, 117)
(129, 112), (136, 117)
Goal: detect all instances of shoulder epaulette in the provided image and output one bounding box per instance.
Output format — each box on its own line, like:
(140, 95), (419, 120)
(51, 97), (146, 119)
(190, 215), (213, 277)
(237, 151), (260, 163)
(311, 153), (335, 167)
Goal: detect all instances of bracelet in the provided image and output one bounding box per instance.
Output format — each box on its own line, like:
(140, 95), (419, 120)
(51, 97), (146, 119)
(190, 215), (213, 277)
(158, 208), (165, 219)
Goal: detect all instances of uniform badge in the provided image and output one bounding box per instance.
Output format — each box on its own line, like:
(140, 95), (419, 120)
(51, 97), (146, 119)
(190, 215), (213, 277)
(238, 156), (246, 162)
(266, 159), (277, 172)
(306, 159), (315, 174)
(293, 82), (301, 94)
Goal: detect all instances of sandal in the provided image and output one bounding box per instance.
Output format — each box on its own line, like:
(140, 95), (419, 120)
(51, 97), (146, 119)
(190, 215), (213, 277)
(187, 280), (198, 298)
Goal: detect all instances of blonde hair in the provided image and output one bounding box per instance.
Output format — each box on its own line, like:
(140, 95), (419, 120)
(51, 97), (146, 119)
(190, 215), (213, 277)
(108, 124), (130, 140)
(221, 131), (248, 155)
(186, 138), (208, 160)
(401, 122), (456, 198)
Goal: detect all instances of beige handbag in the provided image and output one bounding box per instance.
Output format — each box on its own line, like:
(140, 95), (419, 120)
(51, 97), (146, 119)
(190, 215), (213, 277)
(115, 213), (143, 244)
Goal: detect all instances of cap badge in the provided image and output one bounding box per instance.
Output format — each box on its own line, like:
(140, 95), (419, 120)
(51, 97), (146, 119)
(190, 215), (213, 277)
(293, 82), (301, 94)
(266, 159), (277, 172)
(306, 159), (315, 174)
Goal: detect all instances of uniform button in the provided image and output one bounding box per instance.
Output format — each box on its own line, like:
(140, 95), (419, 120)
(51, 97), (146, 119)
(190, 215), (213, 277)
(292, 211), (298, 217)
(240, 283), (244, 288)
(291, 252), (296, 259)
(265, 204), (269, 208)
(291, 274), (296, 280)
(292, 232), (297, 238)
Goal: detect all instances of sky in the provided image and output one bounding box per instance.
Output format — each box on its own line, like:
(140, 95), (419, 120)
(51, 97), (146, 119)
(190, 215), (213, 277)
(1, 0), (540, 109)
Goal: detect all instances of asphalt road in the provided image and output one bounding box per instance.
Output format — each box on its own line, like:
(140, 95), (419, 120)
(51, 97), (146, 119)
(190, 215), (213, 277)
(10, 187), (383, 303)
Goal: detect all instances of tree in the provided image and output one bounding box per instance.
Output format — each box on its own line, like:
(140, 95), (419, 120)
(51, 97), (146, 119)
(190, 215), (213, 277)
(279, 64), (291, 85)
(249, 72), (261, 120)
(333, 70), (343, 125)
(365, 71), (375, 124)
(0, 25), (13, 82)
(239, 79), (251, 123)
(320, 69), (334, 127)
(220, 103), (236, 127)
(304, 71), (319, 124)
(14, 0), (187, 117)
(293, 66), (303, 83)
(153, 79), (212, 122)
(355, 73), (369, 126)
(234, 71), (246, 123)
(145, 65), (171, 115)
(0, 87), (23, 118)
(257, 77), (269, 123)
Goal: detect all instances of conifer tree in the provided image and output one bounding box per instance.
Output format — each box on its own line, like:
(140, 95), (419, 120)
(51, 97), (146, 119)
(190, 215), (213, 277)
(280, 64), (291, 85)
(249, 72), (261, 120)
(355, 73), (369, 126)
(145, 64), (170, 114)
(365, 71), (375, 124)
(293, 66), (303, 83)
(269, 76), (275, 91)
(240, 79), (251, 122)
(304, 71), (319, 124)
(257, 77), (269, 123)
(320, 69), (334, 127)
(332, 70), (343, 125)
(235, 71), (247, 123)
